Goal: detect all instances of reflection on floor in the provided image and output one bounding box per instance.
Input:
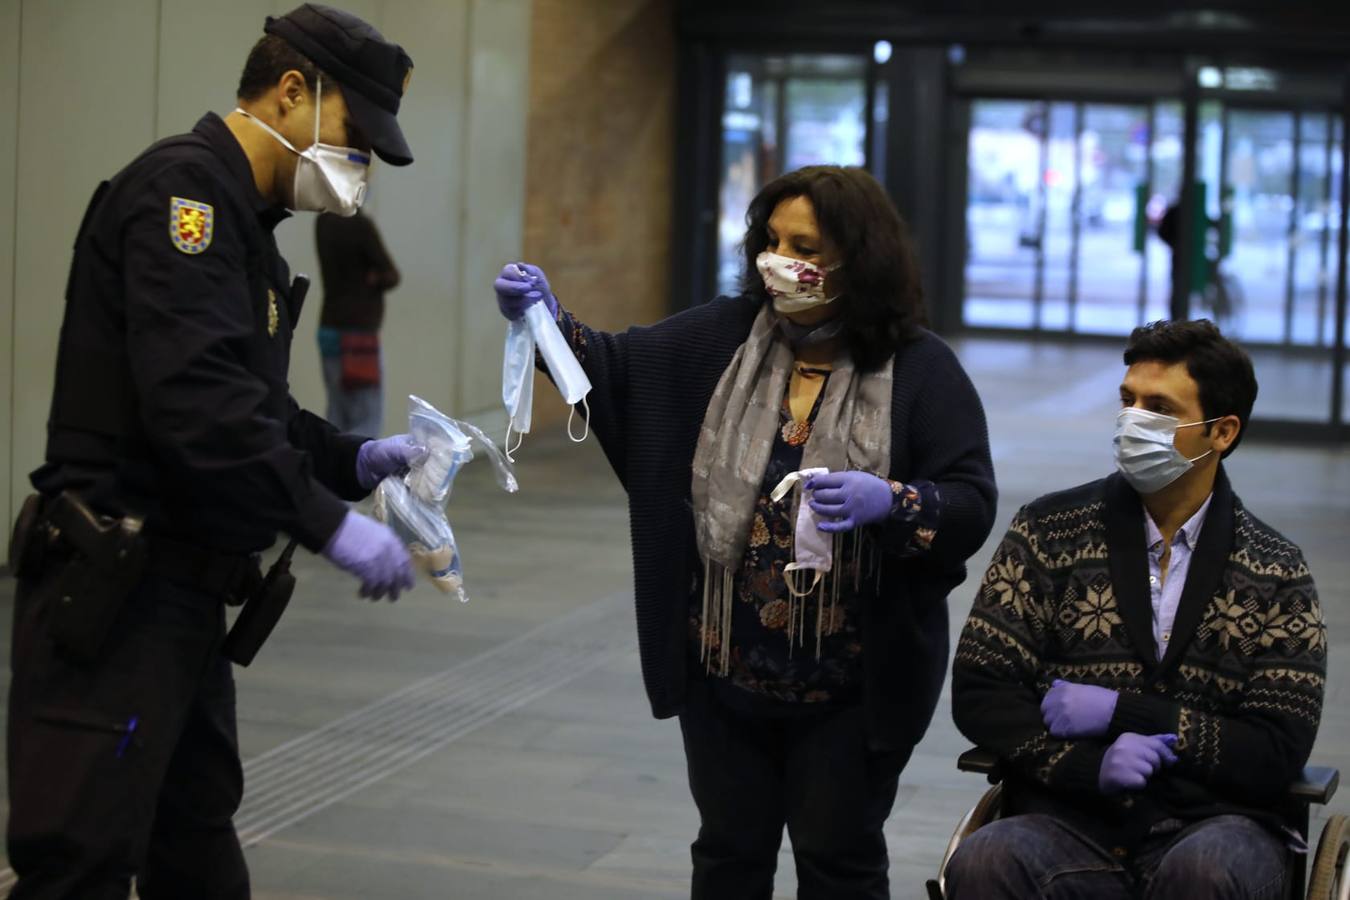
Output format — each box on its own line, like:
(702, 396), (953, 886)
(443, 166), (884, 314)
(0, 335), (1345, 899)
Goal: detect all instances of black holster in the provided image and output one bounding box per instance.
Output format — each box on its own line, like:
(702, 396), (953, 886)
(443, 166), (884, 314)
(221, 541), (298, 667)
(41, 492), (147, 664)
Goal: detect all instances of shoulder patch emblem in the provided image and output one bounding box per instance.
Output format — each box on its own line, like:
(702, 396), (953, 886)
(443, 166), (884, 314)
(267, 289), (279, 337)
(170, 196), (213, 254)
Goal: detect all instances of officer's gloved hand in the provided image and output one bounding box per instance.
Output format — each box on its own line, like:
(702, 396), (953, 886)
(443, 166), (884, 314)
(494, 262), (558, 321)
(1041, 679), (1120, 738)
(805, 471), (894, 532)
(322, 511), (416, 601)
(356, 434), (427, 490)
(1098, 733), (1178, 795)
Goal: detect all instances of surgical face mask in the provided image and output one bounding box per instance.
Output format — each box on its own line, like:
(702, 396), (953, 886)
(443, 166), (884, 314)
(1113, 407), (1219, 495)
(502, 316), (536, 458)
(501, 272), (592, 459)
(771, 467), (833, 591)
(756, 251), (840, 315)
(235, 77), (370, 215)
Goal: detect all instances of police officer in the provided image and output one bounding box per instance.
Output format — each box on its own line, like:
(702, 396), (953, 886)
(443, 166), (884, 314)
(7, 6), (424, 896)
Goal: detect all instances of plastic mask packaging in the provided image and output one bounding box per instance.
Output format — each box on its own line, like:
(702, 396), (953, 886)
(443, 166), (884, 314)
(375, 396), (518, 602)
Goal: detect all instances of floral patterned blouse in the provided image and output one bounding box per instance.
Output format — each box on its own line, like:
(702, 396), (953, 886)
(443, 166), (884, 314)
(689, 372), (943, 712)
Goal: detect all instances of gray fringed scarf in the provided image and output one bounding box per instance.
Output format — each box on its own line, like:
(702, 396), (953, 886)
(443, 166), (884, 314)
(690, 303), (893, 674)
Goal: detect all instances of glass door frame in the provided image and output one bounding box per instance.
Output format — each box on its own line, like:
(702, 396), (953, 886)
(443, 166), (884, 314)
(957, 93), (1171, 336)
(950, 69), (1350, 439)
(1184, 73), (1350, 438)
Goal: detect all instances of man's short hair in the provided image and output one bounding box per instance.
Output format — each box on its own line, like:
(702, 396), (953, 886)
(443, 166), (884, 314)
(237, 34), (327, 101)
(1123, 319), (1258, 458)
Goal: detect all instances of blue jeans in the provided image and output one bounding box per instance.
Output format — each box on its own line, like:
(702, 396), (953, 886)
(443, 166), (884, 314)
(945, 813), (1286, 900)
(319, 332), (383, 438)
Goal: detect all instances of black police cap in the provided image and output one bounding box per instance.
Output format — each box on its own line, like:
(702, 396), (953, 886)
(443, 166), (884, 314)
(265, 4), (414, 166)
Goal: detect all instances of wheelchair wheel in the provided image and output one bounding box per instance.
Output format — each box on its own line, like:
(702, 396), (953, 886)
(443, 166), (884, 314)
(934, 783), (1003, 896)
(1308, 814), (1349, 900)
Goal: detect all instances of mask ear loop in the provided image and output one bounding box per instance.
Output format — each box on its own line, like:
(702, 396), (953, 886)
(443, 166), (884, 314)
(782, 567), (823, 599)
(504, 422), (525, 463)
(313, 77), (323, 146)
(567, 397), (591, 443)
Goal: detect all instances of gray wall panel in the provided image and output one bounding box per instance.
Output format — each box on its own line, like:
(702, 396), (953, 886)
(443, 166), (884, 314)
(0, 0), (19, 539)
(11, 0), (159, 538)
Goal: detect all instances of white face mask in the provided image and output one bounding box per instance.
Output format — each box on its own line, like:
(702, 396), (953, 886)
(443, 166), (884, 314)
(500, 271), (592, 460)
(236, 77), (370, 216)
(770, 467), (833, 593)
(1113, 407), (1219, 495)
(756, 251), (840, 314)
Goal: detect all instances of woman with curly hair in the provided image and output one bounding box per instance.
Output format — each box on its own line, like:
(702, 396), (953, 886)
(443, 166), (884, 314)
(493, 165), (997, 899)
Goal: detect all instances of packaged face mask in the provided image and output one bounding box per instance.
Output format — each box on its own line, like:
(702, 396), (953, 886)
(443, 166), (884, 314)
(375, 396), (518, 602)
(375, 475), (465, 600)
(406, 395), (518, 504)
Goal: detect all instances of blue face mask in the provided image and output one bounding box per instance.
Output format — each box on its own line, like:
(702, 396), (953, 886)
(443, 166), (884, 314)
(1113, 407), (1218, 494)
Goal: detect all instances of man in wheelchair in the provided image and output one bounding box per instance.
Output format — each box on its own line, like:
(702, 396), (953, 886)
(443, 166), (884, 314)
(947, 320), (1326, 899)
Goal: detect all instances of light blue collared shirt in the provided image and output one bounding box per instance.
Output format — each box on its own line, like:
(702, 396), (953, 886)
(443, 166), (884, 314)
(1144, 493), (1214, 660)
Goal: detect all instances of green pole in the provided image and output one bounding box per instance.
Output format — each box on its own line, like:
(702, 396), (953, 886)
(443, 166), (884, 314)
(1189, 180), (1209, 294)
(1133, 182), (1149, 254)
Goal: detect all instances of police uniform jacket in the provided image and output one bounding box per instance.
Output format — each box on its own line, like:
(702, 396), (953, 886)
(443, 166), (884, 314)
(34, 112), (368, 555)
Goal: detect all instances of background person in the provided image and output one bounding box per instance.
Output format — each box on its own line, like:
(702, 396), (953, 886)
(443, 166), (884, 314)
(316, 207), (401, 436)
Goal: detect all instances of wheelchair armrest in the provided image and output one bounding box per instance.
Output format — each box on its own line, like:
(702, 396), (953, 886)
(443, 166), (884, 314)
(957, 747), (1004, 783)
(1288, 766), (1338, 805)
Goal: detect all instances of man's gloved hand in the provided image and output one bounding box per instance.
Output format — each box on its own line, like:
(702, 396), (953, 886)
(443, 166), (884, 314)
(322, 511), (416, 600)
(806, 471), (894, 533)
(494, 262), (558, 321)
(356, 434), (427, 491)
(1041, 679), (1120, 738)
(1098, 733), (1178, 794)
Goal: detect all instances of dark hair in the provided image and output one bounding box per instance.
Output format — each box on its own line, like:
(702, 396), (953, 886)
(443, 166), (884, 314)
(740, 166), (926, 371)
(1123, 319), (1258, 458)
(237, 34), (327, 101)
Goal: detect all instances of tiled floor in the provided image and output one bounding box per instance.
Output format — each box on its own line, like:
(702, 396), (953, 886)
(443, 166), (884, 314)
(1, 335), (1346, 899)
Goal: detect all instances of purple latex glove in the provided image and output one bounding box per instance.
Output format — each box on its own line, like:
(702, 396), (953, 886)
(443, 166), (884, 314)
(1041, 679), (1120, 739)
(806, 471), (894, 533)
(493, 262), (559, 321)
(1098, 733), (1178, 795)
(356, 434), (427, 491)
(322, 511), (416, 601)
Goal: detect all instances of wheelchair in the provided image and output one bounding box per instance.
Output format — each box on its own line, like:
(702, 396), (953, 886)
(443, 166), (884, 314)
(925, 748), (1348, 900)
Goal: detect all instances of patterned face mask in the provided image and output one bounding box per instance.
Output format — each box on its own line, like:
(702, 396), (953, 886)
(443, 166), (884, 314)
(756, 251), (841, 314)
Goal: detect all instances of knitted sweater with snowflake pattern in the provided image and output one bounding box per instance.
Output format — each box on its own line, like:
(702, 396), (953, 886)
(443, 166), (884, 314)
(952, 468), (1325, 850)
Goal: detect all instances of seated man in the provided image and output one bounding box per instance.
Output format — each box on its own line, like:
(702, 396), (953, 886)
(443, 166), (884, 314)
(947, 320), (1325, 900)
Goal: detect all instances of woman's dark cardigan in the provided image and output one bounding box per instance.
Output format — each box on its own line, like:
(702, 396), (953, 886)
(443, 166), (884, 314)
(557, 296), (997, 751)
